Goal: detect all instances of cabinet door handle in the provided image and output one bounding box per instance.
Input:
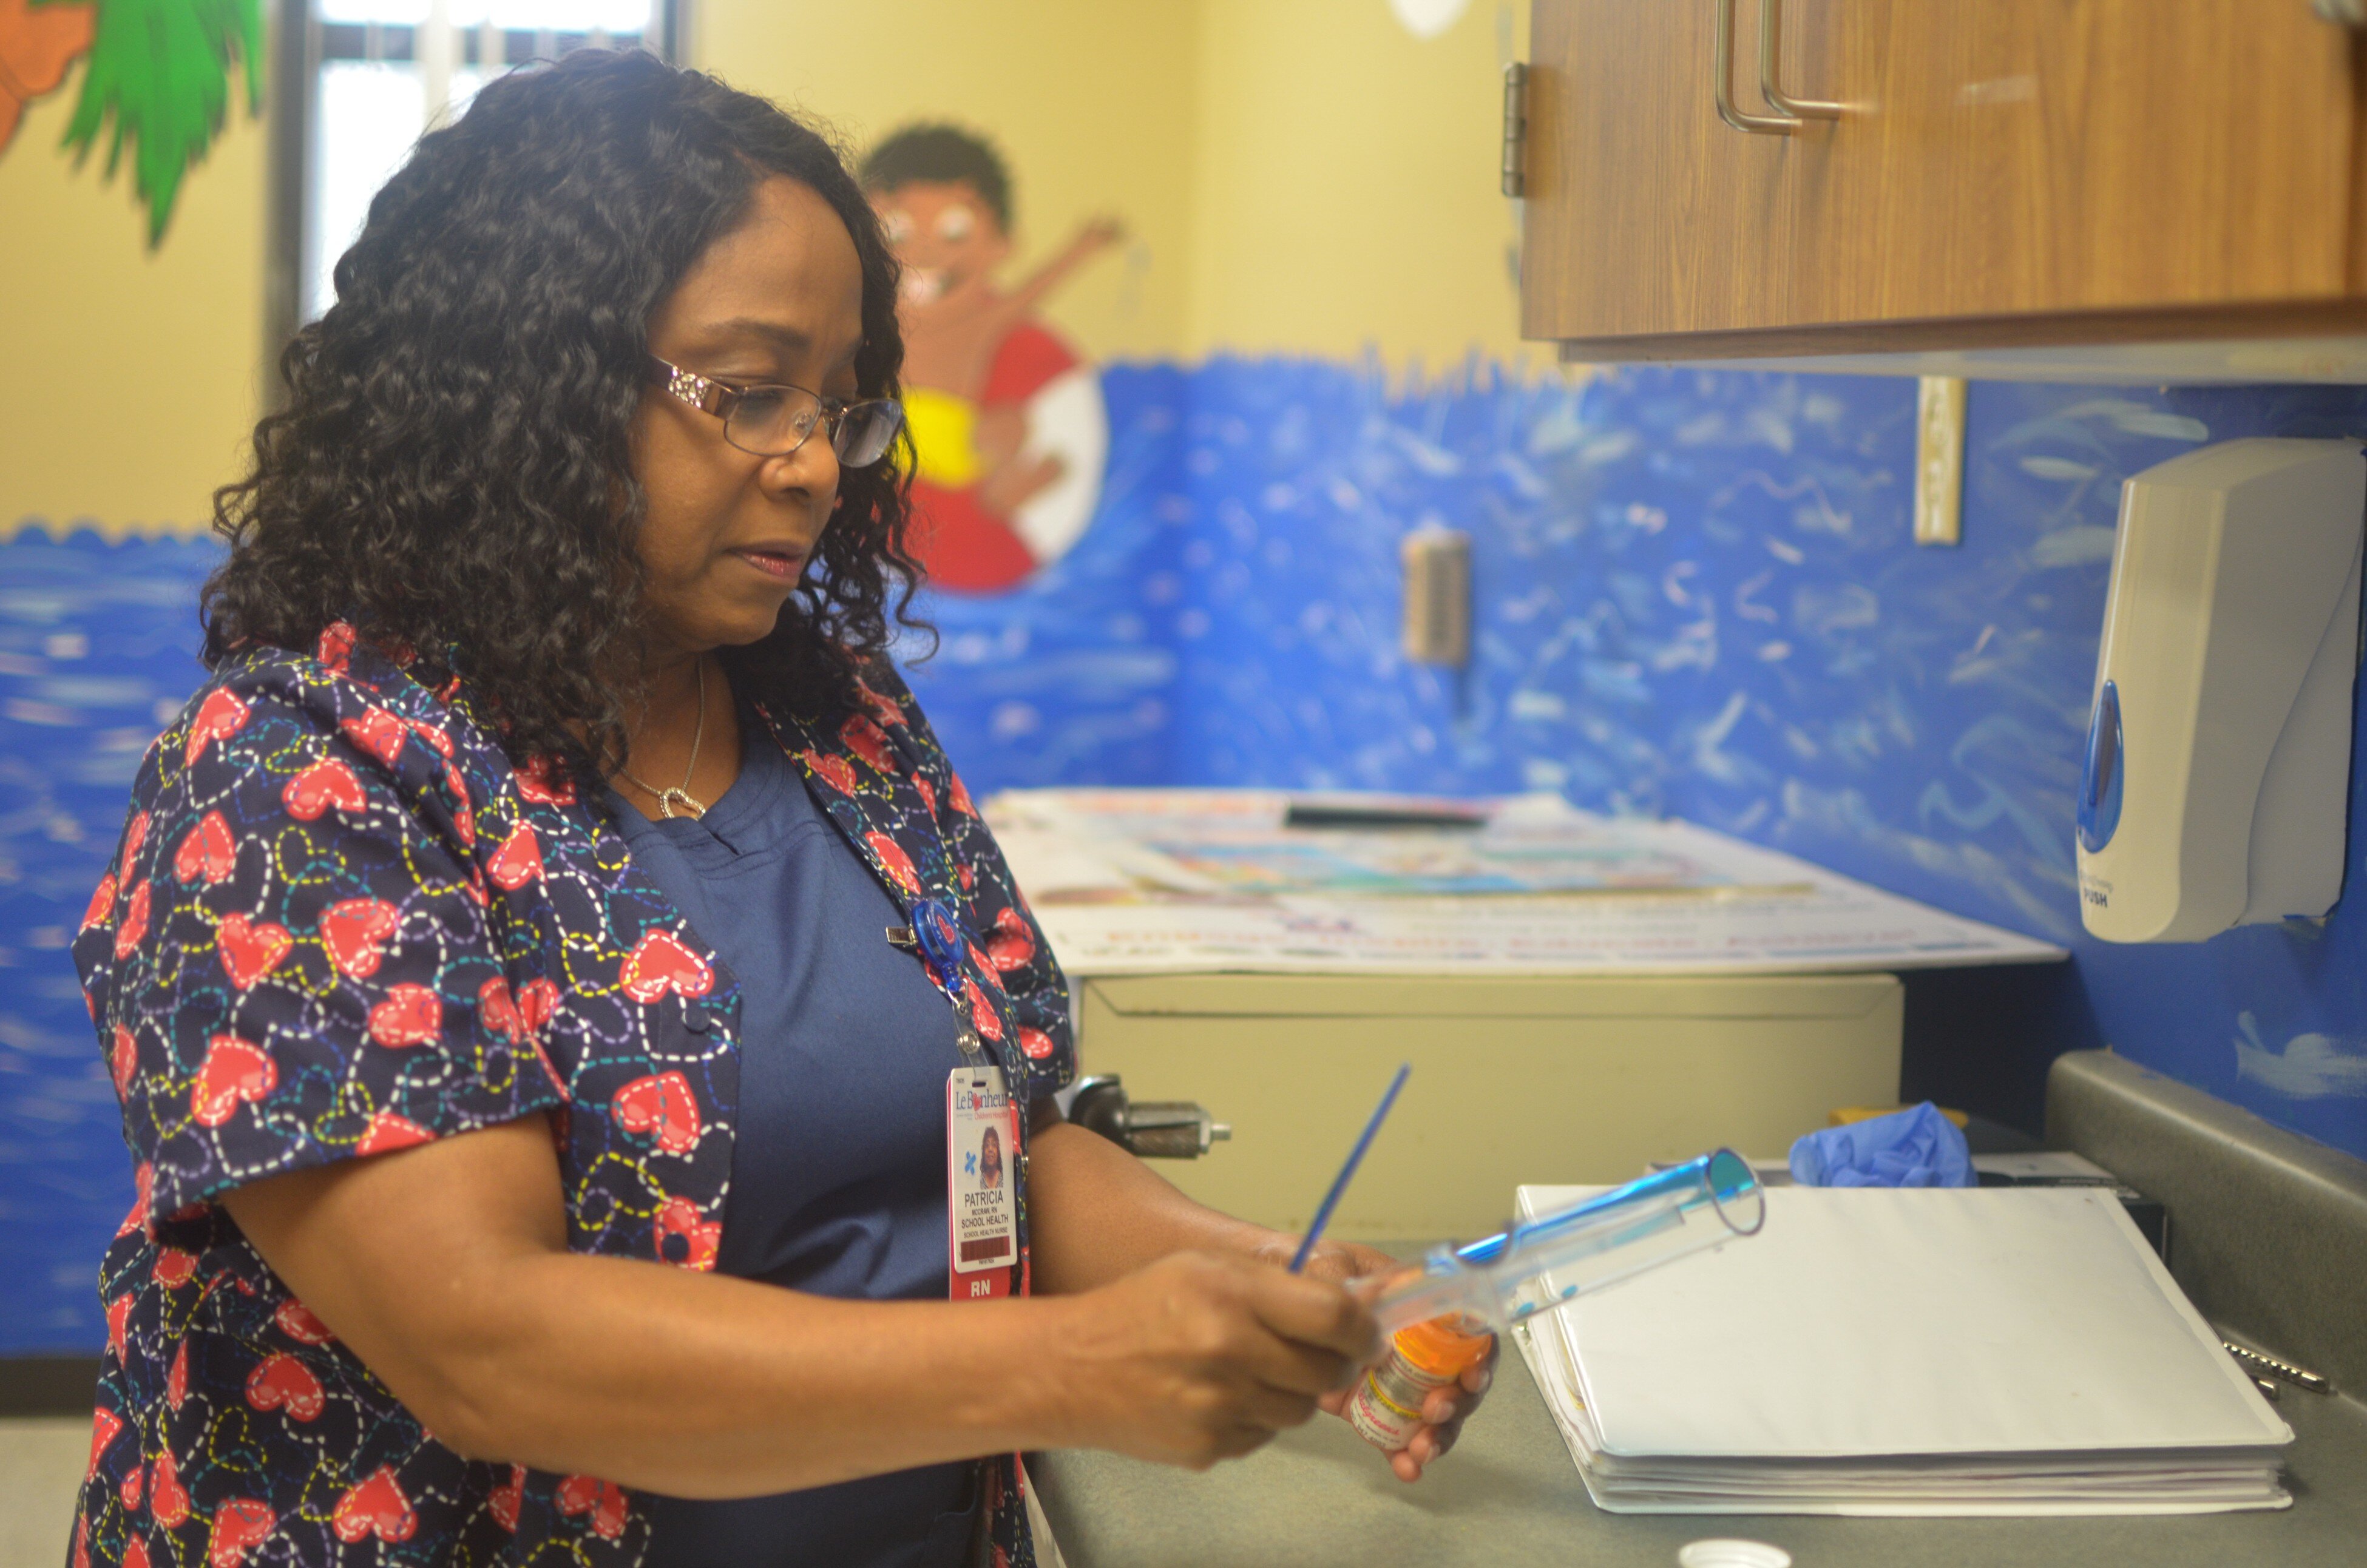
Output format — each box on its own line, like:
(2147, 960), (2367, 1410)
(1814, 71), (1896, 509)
(1759, 0), (1843, 118)
(1715, 0), (1801, 133)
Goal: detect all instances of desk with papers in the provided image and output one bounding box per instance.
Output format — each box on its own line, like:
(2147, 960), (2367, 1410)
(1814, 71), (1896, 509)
(987, 789), (2064, 978)
(1033, 1266), (2367, 1568)
(1005, 788), (2067, 1237)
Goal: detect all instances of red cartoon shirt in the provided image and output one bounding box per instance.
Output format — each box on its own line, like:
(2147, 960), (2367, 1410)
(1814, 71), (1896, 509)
(67, 629), (1072, 1568)
(909, 322), (1080, 593)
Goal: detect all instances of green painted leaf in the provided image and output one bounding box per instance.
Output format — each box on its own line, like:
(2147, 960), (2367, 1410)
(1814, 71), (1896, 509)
(52, 0), (263, 246)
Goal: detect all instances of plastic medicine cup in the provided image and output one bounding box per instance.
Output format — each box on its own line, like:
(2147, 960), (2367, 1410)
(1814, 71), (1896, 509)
(1678, 1540), (1792, 1568)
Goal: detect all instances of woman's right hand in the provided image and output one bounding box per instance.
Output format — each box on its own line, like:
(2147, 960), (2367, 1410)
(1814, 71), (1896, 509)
(1046, 1250), (1383, 1469)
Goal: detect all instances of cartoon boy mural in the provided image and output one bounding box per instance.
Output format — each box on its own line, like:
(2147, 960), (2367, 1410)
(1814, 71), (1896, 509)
(862, 124), (1120, 595)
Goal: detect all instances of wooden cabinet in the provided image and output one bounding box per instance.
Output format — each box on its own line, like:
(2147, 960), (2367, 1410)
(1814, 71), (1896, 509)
(1523, 0), (2367, 362)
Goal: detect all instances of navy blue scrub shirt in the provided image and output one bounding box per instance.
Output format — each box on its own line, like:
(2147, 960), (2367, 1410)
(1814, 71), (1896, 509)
(604, 714), (984, 1568)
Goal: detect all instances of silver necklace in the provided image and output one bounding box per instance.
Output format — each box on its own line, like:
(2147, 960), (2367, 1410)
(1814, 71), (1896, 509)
(617, 658), (708, 819)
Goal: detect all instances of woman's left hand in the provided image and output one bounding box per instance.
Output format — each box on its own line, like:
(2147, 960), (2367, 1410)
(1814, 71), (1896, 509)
(1259, 1238), (1498, 1482)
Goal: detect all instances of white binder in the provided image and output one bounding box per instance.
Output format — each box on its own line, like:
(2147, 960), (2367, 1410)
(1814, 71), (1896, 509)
(1514, 1186), (2293, 1515)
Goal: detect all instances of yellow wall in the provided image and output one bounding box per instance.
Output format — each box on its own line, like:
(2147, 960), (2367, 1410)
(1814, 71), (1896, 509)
(1, 1), (1543, 541)
(0, 76), (268, 538)
(711, 0), (1535, 371)
(700, 0), (1204, 367)
(1187, 0), (1534, 370)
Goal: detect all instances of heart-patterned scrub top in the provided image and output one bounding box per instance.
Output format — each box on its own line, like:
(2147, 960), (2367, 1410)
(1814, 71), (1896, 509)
(67, 625), (1075, 1568)
(601, 710), (989, 1566)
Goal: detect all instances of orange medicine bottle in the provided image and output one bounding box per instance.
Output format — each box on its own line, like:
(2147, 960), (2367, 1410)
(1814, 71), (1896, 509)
(1347, 1314), (1493, 1452)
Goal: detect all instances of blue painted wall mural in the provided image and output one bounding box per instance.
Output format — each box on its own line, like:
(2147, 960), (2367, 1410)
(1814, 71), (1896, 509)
(895, 365), (1186, 788)
(8, 363), (2367, 1348)
(1143, 363), (2367, 1168)
(1, 534), (220, 1350)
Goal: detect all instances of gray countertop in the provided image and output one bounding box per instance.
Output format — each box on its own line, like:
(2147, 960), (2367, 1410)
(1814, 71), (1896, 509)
(1032, 1334), (2367, 1568)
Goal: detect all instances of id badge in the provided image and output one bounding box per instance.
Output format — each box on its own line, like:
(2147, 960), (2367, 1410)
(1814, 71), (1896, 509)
(947, 1066), (1019, 1300)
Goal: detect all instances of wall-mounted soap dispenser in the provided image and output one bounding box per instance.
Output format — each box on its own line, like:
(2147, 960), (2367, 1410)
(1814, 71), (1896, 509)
(2077, 439), (2366, 942)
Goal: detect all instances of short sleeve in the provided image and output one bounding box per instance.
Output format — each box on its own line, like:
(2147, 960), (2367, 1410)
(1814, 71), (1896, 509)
(76, 669), (566, 1223)
(981, 322), (1081, 407)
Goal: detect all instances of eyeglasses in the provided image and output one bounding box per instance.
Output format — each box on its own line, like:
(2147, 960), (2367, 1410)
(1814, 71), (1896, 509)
(651, 357), (904, 467)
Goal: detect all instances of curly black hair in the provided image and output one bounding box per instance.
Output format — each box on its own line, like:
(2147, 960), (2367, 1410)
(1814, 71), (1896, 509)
(202, 48), (921, 781)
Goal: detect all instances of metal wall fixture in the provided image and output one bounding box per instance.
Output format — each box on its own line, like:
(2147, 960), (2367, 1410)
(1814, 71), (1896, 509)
(1501, 62), (1529, 197)
(1716, 0), (1846, 135)
(1068, 1076), (1233, 1159)
(1913, 376), (1967, 547)
(1401, 526), (1473, 667)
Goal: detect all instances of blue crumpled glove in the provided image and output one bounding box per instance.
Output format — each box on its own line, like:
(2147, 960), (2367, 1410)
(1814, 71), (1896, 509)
(1789, 1101), (1974, 1188)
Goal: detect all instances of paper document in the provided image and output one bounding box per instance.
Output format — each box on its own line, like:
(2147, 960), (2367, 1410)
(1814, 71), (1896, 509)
(997, 789), (1749, 896)
(987, 789), (2063, 976)
(1514, 1185), (2291, 1516)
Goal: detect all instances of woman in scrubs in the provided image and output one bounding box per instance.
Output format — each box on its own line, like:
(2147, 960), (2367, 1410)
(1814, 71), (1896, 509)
(69, 49), (1487, 1568)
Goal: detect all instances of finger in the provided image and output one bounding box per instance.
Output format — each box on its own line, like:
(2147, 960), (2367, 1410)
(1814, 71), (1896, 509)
(1342, 1243), (1416, 1282)
(1234, 1383), (1322, 1434)
(1421, 1386), (1461, 1425)
(1247, 1272), (1382, 1362)
(1242, 1336), (1358, 1399)
(1389, 1448), (1423, 1482)
(1460, 1360), (1494, 1396)
(1333, 1252), (1426, 1297)
(1191, 1290), (1360, 1397)
(1397, 1419), (1460, 1475)
(1301, 1241), (1396, 1279)
(1290, 1248), (1358, 1286)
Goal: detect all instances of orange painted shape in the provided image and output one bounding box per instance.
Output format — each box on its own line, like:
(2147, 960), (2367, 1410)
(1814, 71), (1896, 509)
(0, 0), (97, 151)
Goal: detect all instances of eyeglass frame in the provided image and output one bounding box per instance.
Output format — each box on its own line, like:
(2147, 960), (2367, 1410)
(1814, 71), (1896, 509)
(649, 356), (902, 466)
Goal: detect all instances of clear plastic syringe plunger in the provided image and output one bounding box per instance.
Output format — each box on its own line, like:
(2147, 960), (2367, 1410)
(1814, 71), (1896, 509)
(1373, 1148), (1764, 1334)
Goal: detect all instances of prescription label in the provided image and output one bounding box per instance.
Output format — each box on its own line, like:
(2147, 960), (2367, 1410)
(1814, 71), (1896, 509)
(946, 1066), (1018, 1299)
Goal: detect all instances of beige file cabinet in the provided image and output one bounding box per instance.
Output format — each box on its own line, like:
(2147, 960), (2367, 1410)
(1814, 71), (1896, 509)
(1076, 971), (1901, 1240)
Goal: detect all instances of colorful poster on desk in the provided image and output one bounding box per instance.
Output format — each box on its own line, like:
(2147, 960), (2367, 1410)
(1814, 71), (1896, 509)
(984, 789), (2068, 978)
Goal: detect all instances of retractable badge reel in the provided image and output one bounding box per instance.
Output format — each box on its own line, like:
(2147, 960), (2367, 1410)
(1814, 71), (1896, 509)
(910, 899), (1020, 1302)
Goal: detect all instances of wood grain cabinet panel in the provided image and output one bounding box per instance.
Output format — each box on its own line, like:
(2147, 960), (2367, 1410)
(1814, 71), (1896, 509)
(1522, 0), (1799, 340)
(1526, 0), (2367, 357)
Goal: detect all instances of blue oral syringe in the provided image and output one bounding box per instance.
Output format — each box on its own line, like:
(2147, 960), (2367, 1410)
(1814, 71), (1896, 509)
(1373, 1149), (1766, 1334)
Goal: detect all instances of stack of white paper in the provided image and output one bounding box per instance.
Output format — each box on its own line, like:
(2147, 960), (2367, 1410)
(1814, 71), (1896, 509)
(1512, 1186), (2293, 1515)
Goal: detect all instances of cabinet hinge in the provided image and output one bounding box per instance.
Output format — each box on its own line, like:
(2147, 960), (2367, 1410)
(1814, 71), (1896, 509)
(1501, 62), (1528, 198)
